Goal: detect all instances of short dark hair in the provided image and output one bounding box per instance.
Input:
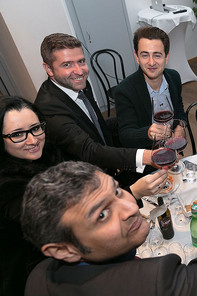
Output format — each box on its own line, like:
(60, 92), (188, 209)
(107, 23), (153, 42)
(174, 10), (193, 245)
(41, 33), (82, 67)
(21, 161), (102, 253)
(0, 96), (45, 156)
(133, 26), (170, 57)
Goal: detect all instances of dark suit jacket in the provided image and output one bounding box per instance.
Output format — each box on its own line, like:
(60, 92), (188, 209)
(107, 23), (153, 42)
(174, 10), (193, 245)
(35, 79), (137, 173)
(24, 255), (197, 296)
(115, 67), (187, 149)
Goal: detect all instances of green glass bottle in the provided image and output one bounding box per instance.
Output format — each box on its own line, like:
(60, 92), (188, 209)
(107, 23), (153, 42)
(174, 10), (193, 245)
(190, 204), (197, 247)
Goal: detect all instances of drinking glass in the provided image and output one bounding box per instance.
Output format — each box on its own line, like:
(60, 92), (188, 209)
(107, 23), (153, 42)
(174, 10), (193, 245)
(148, 223), (164, 248)
(138, 241), (153, 258)
(182, 162), (196, 183)
(184, 243), (197, 264)
(151, 136), (177, 192)
(174, 204), (189, 227)
(165, 119), (187, 174)
(152, 94), (174, 124)
(168, 242), (185, 263)
(153, 246), (168, 257)
(151, 137), (177, 171)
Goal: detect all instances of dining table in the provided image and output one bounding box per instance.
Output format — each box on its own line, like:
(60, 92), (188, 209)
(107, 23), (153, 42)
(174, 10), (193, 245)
(138, 154), (197, 264)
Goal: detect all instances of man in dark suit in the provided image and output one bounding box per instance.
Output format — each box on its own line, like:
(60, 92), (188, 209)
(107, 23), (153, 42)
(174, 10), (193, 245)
(34, 33), (157, 187)
(115, 26), (187, 149)
(21, 161), (197, 296)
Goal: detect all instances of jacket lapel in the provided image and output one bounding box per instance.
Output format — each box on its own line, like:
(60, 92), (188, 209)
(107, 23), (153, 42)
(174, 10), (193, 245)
(47, 79), (107, 143)
(134, 68), (152, 123)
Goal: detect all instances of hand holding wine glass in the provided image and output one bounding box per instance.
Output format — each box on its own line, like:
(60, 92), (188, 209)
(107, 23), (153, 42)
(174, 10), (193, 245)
(148, 122), (171, 141)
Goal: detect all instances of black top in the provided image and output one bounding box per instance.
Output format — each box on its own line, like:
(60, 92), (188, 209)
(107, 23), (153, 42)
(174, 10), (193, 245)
(0, 140), (64, 296)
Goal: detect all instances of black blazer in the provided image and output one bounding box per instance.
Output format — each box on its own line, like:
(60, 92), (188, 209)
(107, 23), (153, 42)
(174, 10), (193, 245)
(115, 67), (187, 148)
(25, 255), (197, 296)
(35, 79), (137, 172)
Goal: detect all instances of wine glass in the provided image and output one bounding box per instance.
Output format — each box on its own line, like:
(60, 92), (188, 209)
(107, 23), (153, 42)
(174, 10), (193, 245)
(165, 119), (187, 174)
(147, 220), (164, 248)
(152, 94), (174, 124)
(153, 246), (168, 257)
(151, 138), (177, 170)
(173, 204), (189, 227)
(138, 241), (153, 258)
(184, 243), (197, 264)
(168, 242), (185, 263)
(151, 136), (177, 192)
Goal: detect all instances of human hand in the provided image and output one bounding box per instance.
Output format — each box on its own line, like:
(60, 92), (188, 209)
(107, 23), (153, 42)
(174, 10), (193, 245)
(148, 123), (171, 141)
(130, 169), (168, 199)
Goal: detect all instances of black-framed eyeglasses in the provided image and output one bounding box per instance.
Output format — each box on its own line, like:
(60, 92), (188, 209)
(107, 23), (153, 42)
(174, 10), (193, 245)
(2, 122), (46, 143)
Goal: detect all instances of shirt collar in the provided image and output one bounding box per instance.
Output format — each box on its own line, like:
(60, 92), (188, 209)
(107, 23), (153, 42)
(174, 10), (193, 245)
(146, 75), (168, 96)
(51, 79), (79, 101)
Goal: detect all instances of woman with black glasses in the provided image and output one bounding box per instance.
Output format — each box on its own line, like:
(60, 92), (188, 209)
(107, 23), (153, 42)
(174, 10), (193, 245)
(0, 96), (65, 296)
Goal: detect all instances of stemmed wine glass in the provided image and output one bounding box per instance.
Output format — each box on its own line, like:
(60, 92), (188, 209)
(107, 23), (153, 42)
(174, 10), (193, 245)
(152, 94), (174, 124)
(151, 136), (177, 170)
(173, 203), (189, 227)
(164, 119), (187, 174)
(146, 220), (168, 257)
(151, 136), (177, 193)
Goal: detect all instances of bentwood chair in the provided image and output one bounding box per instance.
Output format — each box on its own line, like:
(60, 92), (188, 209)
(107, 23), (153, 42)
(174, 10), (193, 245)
(186, 101), (197, 155)
(90, 49), (126, 117)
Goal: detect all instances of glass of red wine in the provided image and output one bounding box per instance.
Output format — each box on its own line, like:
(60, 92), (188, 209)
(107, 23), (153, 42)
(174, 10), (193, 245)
(151, 139), (177, 170)
(164, 119), (187, 174)
(151, 136), (177, 193)
(152, 95), (174, 124)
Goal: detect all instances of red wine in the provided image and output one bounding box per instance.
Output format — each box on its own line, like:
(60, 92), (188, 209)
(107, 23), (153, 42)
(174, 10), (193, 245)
(153, 110), (174, 123)
(152, 148), (177, 168)
(165, 137), (187, 152)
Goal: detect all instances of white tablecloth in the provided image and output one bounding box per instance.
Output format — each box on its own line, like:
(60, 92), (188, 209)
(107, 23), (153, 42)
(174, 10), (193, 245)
(138, 5), (196, 34)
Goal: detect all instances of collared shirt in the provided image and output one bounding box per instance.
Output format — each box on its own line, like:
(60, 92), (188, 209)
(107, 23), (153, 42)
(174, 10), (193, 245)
(51, 80), (92, 121)
(51, 79), (144, 172)
(146, 75), (174, 123)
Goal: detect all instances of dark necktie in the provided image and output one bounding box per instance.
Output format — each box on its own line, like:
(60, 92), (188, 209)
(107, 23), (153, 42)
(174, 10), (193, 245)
(78, 91), (106, 144)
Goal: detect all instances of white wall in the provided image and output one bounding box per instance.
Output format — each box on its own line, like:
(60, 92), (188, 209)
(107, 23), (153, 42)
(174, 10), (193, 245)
(0, 0), (74, 100)
(125, 0), (197, 60)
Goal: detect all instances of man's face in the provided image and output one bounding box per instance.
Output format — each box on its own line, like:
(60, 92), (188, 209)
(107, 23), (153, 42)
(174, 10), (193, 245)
(44, 47), (89, 91)
(134, 38), (169, 84)
(61, 171), (149, 262)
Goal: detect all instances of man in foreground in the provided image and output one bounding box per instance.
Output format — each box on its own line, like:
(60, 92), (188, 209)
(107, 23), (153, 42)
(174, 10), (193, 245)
(35, 33), (156, 186)
(21, 161), (197, 296)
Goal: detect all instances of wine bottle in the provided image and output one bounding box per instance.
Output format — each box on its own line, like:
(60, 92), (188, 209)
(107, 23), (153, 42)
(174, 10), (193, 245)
(190, 204), (197, 247)
(157, 196), (174, 239)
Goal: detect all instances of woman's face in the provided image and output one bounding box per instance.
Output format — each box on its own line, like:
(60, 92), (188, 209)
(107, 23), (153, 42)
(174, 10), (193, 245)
(2, 108), (45, 161)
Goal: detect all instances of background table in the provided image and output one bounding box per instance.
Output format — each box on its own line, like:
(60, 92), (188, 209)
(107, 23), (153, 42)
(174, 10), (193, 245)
(138, 5), (197, 84)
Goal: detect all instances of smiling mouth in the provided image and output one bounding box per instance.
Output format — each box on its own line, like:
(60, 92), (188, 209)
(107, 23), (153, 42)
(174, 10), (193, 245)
(148, 67), (157, 71)
(74, 77), (84, 81)
(26, 142), (40, 153)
